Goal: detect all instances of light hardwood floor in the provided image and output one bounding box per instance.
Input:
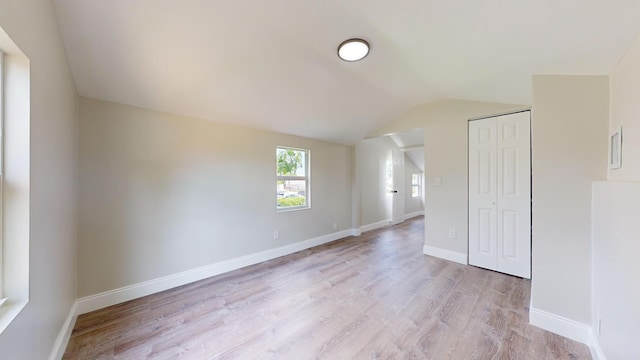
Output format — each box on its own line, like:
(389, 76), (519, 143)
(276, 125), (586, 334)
(64, 217), (591, 359)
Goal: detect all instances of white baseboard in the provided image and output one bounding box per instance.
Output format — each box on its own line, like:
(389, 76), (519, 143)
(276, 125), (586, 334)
(422, 245), (467, 265)
(49, 301), (78, 360)
(360, 219), (391, 233)
(403, 210), (424, 221)
(589, 332), (607, 360)
(529, 306), (592, 344)
(359, 213), (423, 234)
(76, 229), (354, 315)
(529, 306), (607, 360)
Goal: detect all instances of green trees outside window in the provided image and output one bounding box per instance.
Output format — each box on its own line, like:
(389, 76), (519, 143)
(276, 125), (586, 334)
(276, 147), (309, 210)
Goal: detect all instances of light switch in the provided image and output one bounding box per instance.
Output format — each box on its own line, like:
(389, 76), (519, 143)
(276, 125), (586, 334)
(434, 177), (442, 186)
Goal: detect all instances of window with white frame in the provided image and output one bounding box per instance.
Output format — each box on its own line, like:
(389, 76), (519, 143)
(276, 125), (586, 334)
(276, 147), (309, 211)
(0, 51), (4, 305)
(411, 173), (421, 198)
(0, 29), (32, 333)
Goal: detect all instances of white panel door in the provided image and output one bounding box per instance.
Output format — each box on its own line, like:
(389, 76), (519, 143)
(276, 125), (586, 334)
(468, 119), (498, 270)
(469, 112), (531, 279)
(391, 149), (405, 225)
(496, 112), (531, 278)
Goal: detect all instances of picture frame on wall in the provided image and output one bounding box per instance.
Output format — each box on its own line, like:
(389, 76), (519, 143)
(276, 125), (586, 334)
(609, 126), (622, 170)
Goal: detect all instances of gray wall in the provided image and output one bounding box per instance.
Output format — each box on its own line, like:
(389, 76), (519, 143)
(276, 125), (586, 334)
(591, 33), (640, 359)
(78, 98), (353, 297)
(0, 0), (79, 359)
(530, 75), (608, 324)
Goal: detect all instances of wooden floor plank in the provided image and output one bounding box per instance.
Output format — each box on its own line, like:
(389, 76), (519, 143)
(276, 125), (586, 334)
(64, 217), (591, 359)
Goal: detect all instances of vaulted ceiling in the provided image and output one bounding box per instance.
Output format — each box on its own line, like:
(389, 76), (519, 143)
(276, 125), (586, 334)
(52, 0), (640, 144)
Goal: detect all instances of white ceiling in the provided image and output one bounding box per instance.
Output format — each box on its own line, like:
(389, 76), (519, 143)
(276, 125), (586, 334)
(52, 0), (640, 144)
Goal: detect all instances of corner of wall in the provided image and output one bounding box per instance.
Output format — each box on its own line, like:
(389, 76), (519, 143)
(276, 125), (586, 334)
(48, 302), (78, 360)
(529, 306), (592, 344)
(589, 332), (607, 360)
(529, 303), (607, 360)
(422, 245), (467, 265)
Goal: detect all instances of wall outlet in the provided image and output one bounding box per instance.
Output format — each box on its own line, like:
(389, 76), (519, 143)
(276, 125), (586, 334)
(333, 223), (338, 230)
(448, 229), (456, 239)
(273, 230), (280, 240)
(435, 177), (442, 186)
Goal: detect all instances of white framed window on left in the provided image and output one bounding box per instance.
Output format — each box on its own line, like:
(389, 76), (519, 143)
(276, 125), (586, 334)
(0, 51), (5, 307)
(276, 147), (310, 211)
(0, 25), (32, 334)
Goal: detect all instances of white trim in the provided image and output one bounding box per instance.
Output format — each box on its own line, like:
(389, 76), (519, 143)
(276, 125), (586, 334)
(76, 229), (354, 315)
(360, 219), (391, 233)
(0, 300), (27, 334)
(589, 332), (607, 360)
(529, 306), (592, 344)
(403, 210), (424, 221)
(422, 245), (468, 265)
(468, 108), (532, 121)
(608, 127), (622, 170)
(529, 306), (607, 360)
(276, 146), (310, 212)
(48, 302), (78, 360)
(0, 45), (31, 335)
(0, 52), (4, 300)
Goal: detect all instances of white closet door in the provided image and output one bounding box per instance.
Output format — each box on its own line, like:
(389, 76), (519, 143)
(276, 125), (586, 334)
(468, 118), (498, 271)
(469, 112), (531, 279)
(496, 112), (531, 278)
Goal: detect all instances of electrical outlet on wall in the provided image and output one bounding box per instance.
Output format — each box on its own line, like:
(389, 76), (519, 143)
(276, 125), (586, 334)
(448, 229), (456, 239)
(273, 230), (280, 240)
(333, 223), (338, 230)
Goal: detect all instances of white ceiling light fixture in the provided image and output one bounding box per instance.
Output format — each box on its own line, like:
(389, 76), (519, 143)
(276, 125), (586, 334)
(337, 38), (370, 62)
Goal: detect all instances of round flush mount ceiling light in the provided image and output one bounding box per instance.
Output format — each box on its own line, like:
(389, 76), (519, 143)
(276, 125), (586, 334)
(337, 38), (370, 62)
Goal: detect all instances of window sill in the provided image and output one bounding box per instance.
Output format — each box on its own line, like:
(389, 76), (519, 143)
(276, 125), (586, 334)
(0, 299), (27, 334)
(277, 206), (311, 213)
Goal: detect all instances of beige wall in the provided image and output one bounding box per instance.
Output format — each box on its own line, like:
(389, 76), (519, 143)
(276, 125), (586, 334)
(0, 0), (79, 359)
(530, 75), (608, 325)
(78, 98), (353, 297)
(590, 33), (640, 359)
(369, 99), (528, 256)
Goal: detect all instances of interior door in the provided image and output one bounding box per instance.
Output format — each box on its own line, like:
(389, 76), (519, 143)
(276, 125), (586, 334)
(469, 112), (531, 278)
(391, 149), (405, 225)
(468, 118), (498, 270)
